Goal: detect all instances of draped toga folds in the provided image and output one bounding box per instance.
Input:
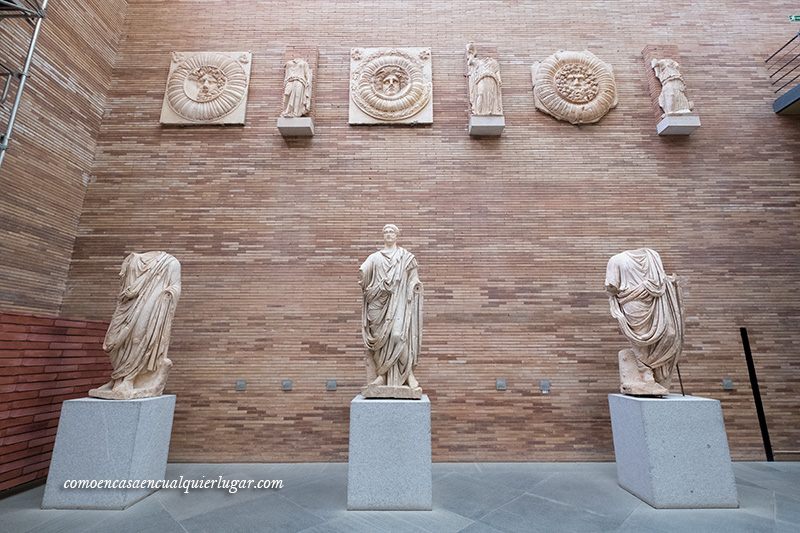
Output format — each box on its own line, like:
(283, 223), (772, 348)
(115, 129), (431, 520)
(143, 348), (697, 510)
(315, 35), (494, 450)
(105, 251), (182, 380)
(360, 247), (423, 387)
(605, 248), (683, 386)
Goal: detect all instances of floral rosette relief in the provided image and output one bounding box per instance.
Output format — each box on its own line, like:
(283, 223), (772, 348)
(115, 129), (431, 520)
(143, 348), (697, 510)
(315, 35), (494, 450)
(160, 51), (252, 125)
(349, 47), (433, 125)
(531, 50), (617, 125)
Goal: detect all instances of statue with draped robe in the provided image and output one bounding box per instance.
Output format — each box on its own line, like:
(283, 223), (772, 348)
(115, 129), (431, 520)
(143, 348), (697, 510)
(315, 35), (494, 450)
(89, 251), (181, 400)
(605, 248), (684, 396)
(466, 42), (503, 116)
(359, 225), (423, 399)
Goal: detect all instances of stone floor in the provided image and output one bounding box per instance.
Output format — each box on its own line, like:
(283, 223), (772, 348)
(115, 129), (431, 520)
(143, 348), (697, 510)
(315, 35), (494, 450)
(1, 462), (799, 532)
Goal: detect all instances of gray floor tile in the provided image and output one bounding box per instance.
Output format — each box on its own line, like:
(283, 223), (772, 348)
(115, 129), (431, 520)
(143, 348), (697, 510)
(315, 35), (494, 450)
(155, 476), (274, 521)
(525, 469), (641, 521)
(735, 483), (776, 520)
(83, 495), (185, 533)
(433, 473), (526, 520)
(733, 462), (800, 499)
(456, 521), (505, 533)
(278, 475), (347, 520)
(432, 463), (482, 480)
(297, 511), (428, 533)
(1, 462), (795, 533)
(479, 493), (625, 532)
(179, 491), (324, 533)
(20, 509), (119, 533)
(397, 508), (475, 532)
(622, 504), (777, 533)
(776, 492), (800, 525)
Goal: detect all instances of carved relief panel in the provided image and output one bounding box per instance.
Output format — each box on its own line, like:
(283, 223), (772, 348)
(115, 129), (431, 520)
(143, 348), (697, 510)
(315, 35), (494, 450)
(349, 47), (433, 125)
(531, 50), (617, 124)
(160, 52), (252, 125)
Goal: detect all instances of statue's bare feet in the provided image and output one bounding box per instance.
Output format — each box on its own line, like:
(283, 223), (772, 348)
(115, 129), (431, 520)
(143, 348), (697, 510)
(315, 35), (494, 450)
(407, 374), (418, 388)
(94, 380), (114, 391)
(370, 375), (384, 386)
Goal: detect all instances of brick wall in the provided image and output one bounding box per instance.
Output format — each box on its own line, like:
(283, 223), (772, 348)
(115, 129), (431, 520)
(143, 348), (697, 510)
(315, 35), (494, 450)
(52, 1), (800, 463)
(0, 313), (111, 492)
(0, 0), (128, 314)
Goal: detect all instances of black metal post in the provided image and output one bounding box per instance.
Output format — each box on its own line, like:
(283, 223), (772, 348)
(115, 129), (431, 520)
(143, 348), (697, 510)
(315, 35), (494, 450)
(740, 327), (774, 461)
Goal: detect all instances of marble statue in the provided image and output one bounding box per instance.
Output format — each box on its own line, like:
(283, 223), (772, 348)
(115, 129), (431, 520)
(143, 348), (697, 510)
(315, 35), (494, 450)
(160, 51), (251, 125)
(359, 225), (423, 399)
(605, 248), (684, 396)
(466, 43), (503, 116)
(651, 58), (693, 117)
(531, 50), (617, 124)
(281, 58), (312, 118)
(89, 251), (181, 400)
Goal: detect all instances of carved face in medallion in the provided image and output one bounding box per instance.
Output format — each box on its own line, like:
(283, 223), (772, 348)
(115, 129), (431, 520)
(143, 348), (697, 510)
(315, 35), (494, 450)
(531, 50), (617, 124)
(185, 66), (227, 102)
(373, 66), (409, 98)
(554, 64), (599, 104)
(350, 48), (432, 122)
(164, 52), (250, 123)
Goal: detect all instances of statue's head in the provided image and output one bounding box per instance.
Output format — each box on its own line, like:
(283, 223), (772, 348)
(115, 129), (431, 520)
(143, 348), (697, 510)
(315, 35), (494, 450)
(383, 224), (399, 245)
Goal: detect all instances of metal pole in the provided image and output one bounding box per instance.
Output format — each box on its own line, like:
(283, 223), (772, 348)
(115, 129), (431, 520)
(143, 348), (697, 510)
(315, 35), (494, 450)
(740, 327), (774, 462)
(0, 0), (47, 169)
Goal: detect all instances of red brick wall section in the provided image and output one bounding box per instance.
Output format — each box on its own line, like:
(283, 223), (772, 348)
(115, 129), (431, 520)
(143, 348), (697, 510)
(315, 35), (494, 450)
(0, 312), (111, 492)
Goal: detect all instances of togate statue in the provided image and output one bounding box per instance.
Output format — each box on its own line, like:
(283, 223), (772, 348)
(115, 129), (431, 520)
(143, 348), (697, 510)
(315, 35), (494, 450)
(89, 251), (181, 400)
(281, 58), (312, 118)
(605, 248), (684, 396)
(359, 225), (423, 399)
(651, 58), (694, 117)
(466, 42), (503, 116)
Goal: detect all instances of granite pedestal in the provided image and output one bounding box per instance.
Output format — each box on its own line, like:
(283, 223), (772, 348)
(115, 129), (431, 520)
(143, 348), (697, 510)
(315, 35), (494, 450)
(278, 116), (315, 137)
(469, 115), (505, 136)
(608, 393), (738, 508)
(656, 114), (701, 135)
(347, 395), (432, 510)
(42, 395), (176, 510)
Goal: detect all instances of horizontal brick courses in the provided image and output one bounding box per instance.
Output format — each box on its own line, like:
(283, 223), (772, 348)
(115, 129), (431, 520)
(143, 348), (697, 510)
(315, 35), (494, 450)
(0, 312), (111, 492)
(2, 0), (799, 474)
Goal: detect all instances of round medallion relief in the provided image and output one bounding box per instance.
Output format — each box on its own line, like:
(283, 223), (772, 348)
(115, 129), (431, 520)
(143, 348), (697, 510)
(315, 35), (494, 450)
(532, 50), (617, 124)
(351, 49), (431, 122)
(167, 53), (248, 122)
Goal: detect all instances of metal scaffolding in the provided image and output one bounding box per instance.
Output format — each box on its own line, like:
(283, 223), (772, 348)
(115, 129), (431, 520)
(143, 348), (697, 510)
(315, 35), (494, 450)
(0, 0), (48, 169)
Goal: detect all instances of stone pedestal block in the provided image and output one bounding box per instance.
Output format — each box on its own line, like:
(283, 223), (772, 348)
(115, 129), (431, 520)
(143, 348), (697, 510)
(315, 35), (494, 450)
(469, 115), (505, 136)
(42, 395), (176, 510)
(347, 395), (432, 510)
(608, 393), (738, 509)
(656, 115), (701, 135)
(278, 116), (315, 137)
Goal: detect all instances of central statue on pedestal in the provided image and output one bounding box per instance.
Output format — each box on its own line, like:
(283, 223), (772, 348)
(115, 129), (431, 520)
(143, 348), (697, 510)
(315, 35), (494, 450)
(359, 224), (423, 399)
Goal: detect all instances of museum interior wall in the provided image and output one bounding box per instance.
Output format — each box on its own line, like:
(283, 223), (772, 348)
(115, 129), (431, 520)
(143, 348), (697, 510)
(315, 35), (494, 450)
(0, 312), (110, 491)
(2, 0), (799, 475)
(0, 0), (128, 315)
